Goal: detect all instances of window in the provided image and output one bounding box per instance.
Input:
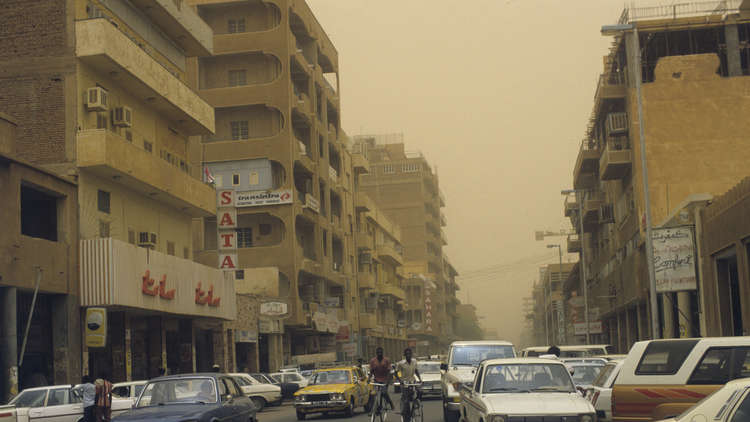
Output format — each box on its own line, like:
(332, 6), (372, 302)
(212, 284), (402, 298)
(144, 141), (153, 153)
(99, 220), (110, 237)
(97, 190), (111, 213)
(183, 247), (189, 259)
(47, 388), (69, 406)
(228, 70), (247, 87)
(259, 224), (271, 236)
(382, 164), (395, 174)
(97, 113), (107, 129)
(249, 171), (259, 186)
(231, 121), (249, 140)
(236, 228), (252, 248)
(128, 230), (135, 244)
(228, 18), (246, 33)
(21, 186), (58, 241)
(688, 347), (750, 385)
(232, 174), (240, 186)
(474, 366), (484, 393)
(167, 241), (175, 256)
(731, 392), (750, 422)
(10, 389), (47, 407)
(635, 340), (698, 375)
(236, 270), (245, 280)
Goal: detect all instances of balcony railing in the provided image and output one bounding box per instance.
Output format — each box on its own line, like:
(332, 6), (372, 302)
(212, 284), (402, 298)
(567, 234), (581, 253)
(600, 136), (632, 180)
(329, 166), (338, 180)
(574, 139), (600, 189)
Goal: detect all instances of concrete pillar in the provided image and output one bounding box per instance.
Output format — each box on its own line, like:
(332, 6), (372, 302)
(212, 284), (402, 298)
(663, 294), (675, 339)
(212, 328), (227, 371)
(677, 292), (692, 337)
(51, 295), (81, 385)
(0, 287), (18, 403)
(269, 334), (283, 372)
(725, 22), (742, 77)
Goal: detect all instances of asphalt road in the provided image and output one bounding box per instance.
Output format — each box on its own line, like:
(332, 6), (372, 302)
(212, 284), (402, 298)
(259, 393), (444, 422)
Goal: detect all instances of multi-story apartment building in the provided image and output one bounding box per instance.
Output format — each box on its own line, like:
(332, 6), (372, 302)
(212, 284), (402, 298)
(0, 0), (246, 381)
(353, 135), (458, 355)
(566, 1), (750, 352)
(353, 189), (407, 359)
(189, 0), (358, 367)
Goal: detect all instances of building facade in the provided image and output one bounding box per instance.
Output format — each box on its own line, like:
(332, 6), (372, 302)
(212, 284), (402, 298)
(189, 0), (358, 367)
(0, 113), (81, 401)
(353, 135), (459, 355)
(564, 1), (750, 352)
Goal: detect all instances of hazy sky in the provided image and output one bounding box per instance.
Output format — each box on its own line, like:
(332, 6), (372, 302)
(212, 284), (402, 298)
(307, 0), (651, 346)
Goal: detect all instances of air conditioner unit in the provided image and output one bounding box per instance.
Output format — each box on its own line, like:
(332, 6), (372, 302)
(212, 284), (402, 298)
(112, 106), (132, 127)
(606, 112), (628, 136)
(599, 204), (615, 224)
(138, 231), (157, 248)
(86, 87), (109, 111)
(360, 253), (372, 264)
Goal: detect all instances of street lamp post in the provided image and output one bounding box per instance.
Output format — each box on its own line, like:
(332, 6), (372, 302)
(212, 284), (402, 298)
(562, 189), (590, 344)
(547, 244), (563, 344)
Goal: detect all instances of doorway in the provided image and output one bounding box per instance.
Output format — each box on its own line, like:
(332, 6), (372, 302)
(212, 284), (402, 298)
(716, 252), (743, 336)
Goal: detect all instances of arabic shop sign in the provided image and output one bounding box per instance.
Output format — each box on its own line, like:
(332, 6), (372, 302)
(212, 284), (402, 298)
(652, 227), (697, 292)
(236, 189), (293, 207)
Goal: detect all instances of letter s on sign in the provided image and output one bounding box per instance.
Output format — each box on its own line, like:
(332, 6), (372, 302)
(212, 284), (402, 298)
(219, 190), (233, 206)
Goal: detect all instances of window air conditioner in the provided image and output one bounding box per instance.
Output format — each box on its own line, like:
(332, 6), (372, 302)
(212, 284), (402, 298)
(86, 87), (109, 112)
(606, 112), (628, 136)
(138, 231), (157, 248)
(112, 106), (132, 127)
(599, 204), (615, 224)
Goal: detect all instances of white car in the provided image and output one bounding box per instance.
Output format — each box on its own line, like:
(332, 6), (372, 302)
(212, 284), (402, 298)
(569, 362), (605, 390)
(460, 358), (596, 422)
(229, 373), (283, 410)
(441, 340), (516, 422)
(0, 385), (131, 422)
(521, 345), (615, 358)
(269, 372), (309, 388)
(657, 378), (750, 422)
(586, 360), (623, 422)
(417, 361), (443, 397)
(112, 381), (147, 402)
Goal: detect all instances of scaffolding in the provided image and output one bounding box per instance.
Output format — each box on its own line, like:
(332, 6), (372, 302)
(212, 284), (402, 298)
(618, 0), (741, 24)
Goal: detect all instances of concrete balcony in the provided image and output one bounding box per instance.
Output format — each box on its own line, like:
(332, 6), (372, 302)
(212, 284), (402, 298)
(567, 234), (581, 253)
(379, 283), (406, 300)
(75, 19), (214, 135)
(355, 192), (375, 212)
(77, 129), (215, 216)
(360, 313), (378, 330)
(594, 72), (626, 103)
(599, 137), (632, 180)
(564, 195), (578, 217)
(356, 231), (372, 250)
(573, 140), (600, 190)
(440, 229), (448, 245)
(358, 272), (376, 290)
(294, 91), (313, 115)
(129, 0), (213, 56)
(378, 243), (404, 266)
(352, 152), (370, 175)
(582, 193), (604, 232)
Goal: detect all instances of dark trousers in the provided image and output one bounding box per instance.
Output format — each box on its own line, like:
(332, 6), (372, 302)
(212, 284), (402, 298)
(83, 405), (95, 422)
(95, 406), (111, 422)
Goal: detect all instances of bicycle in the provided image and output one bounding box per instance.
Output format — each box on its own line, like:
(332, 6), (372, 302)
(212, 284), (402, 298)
(369, 382), (390, 422)
(400, 382), (423, 422)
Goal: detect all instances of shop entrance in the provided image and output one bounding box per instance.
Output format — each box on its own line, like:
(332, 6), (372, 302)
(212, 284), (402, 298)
(716, 253), (743, 336)
(195, 329), (214, 372)
(259, 334), (270, 372)
(17, 293), (52, 388)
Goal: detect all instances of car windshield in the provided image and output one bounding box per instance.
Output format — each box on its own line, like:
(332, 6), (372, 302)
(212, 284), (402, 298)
(9, 390), (47, 407)
(482, 364), (575, 393)
(450, 345), (515, 366)
(311, 370), (351, 385)
(137, 378), (217, 407)
(251, 374), (272, 384)
(233, 376), (250, 387)
(418, 362), (442, 374)
(592, 363), (617, 388)
(270, 374), (282, 383)
(571, 365), (604, 385)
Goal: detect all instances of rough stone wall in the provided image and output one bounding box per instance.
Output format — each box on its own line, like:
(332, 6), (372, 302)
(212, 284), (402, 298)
(0, 0), (67, 61)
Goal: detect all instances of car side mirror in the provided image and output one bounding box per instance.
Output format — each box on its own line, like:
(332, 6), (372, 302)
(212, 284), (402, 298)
(440, 363), (448, 371)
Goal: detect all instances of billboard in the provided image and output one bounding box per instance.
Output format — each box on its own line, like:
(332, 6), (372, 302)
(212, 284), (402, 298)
(652, 227), (697, 292)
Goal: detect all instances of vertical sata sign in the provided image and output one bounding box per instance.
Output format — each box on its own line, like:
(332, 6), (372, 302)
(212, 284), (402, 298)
(217, 190), (238, 271)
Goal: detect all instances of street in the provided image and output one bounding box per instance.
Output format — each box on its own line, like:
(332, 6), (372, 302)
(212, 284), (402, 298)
(260, 394), (443, 422)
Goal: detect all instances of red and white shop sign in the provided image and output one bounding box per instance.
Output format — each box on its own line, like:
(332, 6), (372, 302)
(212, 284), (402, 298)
(217, 189), (238, 272)
(218, 231), (237, 250)
(218, 209), (237, 229)
(218, 190), (235, 207)
(219, 253), (238, 270)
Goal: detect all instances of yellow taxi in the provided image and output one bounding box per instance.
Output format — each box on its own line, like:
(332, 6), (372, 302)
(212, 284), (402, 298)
(293, 366), (371, 420)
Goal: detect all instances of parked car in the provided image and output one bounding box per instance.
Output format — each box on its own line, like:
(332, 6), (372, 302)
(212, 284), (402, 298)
(441, 340), (516, 422)
(569, 362), (605, 390)
(459, 358), (596, 422)
(561, 358), (608, 366)
(521, 345), (615, 358)
(586, 360), (624, 422)
(656, 377), (750, 422)
(1, 385), (131, 422)
(229, 373), (283, 410)
(293, 366), (371, 420)
(111, 374), (256, 422)
(270, 371), (309, 391)
(613, 337), (750, 421)
(254, 373), (299, 399)
(112, 381), (147, 402)
(418, 361), (444, 398)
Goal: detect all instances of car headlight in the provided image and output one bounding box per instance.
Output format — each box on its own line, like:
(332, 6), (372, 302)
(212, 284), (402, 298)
(332, 393), (344, 401)
(580, 414), (594, 422)
(491, 415), (507, 422)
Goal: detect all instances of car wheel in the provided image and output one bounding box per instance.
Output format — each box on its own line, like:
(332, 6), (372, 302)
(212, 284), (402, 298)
(296, 411), (306, 420)
(251, 397), (266, 411)
(346, 398), (355, 417)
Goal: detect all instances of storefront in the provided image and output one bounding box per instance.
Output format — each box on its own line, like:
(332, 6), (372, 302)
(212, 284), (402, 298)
(80, 238), (236, 381)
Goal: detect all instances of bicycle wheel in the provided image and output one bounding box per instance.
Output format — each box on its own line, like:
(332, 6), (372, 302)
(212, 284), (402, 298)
(413, 401), (423, 422)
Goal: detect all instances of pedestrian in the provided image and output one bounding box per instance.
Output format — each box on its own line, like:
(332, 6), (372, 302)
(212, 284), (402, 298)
(212, 364), (221, 373)
(95, 371), (113, 422)
(76, 376), (96, 422)
(547, 345), (561, 357)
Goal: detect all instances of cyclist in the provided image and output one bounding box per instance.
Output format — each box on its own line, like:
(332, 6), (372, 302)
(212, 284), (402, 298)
(395, 348), (422, 421)
(368, 347), (395, 413)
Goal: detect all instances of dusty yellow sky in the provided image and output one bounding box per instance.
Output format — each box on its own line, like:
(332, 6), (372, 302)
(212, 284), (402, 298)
(307, 0), (651, 346)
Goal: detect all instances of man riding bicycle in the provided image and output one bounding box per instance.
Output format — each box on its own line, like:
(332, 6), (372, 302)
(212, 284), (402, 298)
(368, 347), (395, 413)
(395, 348), (422, 422)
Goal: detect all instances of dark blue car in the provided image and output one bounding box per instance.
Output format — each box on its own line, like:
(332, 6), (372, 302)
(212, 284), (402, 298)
(112, 374), (257, 422)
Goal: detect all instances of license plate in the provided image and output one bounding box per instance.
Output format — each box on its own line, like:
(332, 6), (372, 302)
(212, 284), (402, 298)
(312, 401), (327, 406)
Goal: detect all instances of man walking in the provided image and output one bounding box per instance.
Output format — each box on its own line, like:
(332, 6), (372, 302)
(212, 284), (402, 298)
(76, 376), (96, 422)
(367, 347), (395, 412)
(95, 372), (113, 422)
